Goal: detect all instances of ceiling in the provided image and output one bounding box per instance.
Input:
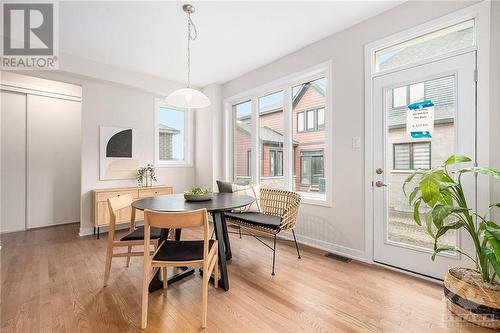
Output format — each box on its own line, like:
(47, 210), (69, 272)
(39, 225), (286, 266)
(59, 1), (403, 87)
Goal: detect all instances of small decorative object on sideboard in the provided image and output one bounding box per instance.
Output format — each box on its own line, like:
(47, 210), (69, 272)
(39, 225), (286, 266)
(184, 187), (213, 201)
(137, 164), (157, 187)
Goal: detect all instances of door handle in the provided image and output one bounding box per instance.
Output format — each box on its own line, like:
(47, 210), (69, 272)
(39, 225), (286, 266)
(375, 181), (388, 187)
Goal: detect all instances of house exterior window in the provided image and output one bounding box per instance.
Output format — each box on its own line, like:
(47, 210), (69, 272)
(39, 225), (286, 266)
(155, 100), (193, 167)
(300, 150), (324, 186)
(269, 150), (283, 177)
(297, 108), (325, 132)
(393, 142), (431, 170)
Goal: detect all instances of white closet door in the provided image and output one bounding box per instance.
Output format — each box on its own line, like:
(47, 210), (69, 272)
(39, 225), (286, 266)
(26, 95), (81, 228)
(1, 91), (27, 233)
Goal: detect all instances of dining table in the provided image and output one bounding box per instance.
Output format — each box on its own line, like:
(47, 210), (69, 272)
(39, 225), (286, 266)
(132, 192), (254, 292)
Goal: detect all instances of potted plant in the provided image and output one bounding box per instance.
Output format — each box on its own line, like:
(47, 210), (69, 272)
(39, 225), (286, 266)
(184, 187), (212, 201)
(404, 155), (500, 328)
(137, 164), (157, 187)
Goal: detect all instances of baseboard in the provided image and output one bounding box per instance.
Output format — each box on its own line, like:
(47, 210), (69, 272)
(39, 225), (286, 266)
(278, 232), (369, 264)
(79, 223), (132, 237)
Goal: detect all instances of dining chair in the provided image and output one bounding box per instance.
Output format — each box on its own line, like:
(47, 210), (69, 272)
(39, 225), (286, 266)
(141, 208), (218, 329)
(103, 194), (162, 286)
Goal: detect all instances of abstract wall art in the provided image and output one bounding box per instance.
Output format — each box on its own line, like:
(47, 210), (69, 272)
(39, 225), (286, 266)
(99, 126), (139, 180)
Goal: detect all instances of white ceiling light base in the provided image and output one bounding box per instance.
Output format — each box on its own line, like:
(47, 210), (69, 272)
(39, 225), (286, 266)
(166, 87), (211, 108)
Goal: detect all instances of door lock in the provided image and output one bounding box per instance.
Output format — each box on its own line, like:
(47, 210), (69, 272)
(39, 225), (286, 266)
(375, 168), (383, 174)
(375, 181), (388, 187)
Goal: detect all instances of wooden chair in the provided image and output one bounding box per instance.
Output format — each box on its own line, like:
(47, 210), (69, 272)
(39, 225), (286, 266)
(223, 188), (301, 275)
(103, 194), (162, 286)
(141, 208), (218, 329)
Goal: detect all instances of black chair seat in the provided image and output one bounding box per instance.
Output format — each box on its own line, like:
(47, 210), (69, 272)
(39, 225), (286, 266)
(153, 240), (215, 262)
(120, 225), (163, 241)
(225, 212), (281, 230)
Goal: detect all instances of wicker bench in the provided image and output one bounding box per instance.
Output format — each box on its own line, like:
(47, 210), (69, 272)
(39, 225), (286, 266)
(218, 182), (302, 275)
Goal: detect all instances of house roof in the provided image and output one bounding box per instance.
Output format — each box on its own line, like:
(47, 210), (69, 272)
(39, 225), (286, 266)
(239, 82), (326, 119)
(159, 123), (180, 134)
(237, 122), (299, 146)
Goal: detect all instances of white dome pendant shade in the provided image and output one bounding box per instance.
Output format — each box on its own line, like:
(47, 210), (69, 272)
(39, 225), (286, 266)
(166, 87), (211, 109)
(166, 4), (210, 109)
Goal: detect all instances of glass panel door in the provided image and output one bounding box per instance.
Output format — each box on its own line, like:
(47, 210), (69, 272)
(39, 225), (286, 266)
(373, 51), (477, 279)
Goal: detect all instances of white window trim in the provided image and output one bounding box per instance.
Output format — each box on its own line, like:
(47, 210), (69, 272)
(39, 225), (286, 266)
(154, 98), (194, 167)
(223, 61), (333, 207)
(363, 2), (490, 262)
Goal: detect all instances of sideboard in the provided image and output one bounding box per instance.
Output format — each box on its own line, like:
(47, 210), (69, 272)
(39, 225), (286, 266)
(92, 185), (173, 238)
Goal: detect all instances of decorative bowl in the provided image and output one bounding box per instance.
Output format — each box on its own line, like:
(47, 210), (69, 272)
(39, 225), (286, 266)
(184, 193), (213, 202)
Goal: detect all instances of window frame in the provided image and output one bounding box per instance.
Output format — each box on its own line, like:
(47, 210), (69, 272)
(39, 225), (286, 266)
(393, 141), (432, 171)
(154, 98), (193, 167)
(224, 61), (333, 207)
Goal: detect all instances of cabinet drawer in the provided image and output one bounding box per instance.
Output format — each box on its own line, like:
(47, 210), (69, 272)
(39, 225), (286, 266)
(138, 187), (172, 198)
(95, 190), (139, 202)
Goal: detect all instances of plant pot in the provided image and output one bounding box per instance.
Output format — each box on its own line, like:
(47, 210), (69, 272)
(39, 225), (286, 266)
(444, 267), (500, 329)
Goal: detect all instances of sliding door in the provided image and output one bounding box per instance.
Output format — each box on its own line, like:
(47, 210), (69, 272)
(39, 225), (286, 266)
(26, 95), (81, 228)
(1, 91), (27, 232)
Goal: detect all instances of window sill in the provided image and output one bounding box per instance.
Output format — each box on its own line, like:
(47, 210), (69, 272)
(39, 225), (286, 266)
(155, 162), (193, 168)
(299, 193), (331, 207)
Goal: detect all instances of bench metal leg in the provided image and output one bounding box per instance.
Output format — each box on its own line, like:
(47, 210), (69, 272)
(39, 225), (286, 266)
(272, 235), (277, 276)
(292, 229), (301, 259)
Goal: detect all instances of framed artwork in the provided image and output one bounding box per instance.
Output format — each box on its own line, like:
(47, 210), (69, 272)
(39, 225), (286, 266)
(99, 126), (139, 180)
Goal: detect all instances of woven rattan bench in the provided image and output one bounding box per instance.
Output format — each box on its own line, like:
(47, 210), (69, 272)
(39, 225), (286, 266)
(219, 184), (302, 275)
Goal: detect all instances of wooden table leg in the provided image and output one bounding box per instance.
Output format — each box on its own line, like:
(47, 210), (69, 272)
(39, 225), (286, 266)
(212, 212), (230, 291)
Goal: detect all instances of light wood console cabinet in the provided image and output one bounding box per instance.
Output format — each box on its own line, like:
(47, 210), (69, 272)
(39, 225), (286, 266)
(92, 185), (173, 237)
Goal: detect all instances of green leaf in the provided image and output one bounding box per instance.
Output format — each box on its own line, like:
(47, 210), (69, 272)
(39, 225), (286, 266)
(482, 246), (500, 278)
(445, 155), (472, 165)
(403, 170), (423, 196)
(431, 205), (467, 229)
(425, 211), (435, 239)
(457, 167), (500, 180)
(419, 170), (443, 207)
(435, 220), (465, 239)
(485, 224), (500, 241)
(408, 187), (419, 205)
(432, 245), (465, 261)
(413, 198), (422, 226)
(490, 203), (500, 209)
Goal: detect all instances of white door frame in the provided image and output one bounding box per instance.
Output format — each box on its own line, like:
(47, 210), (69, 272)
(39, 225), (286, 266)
(364, 2), (490, 265)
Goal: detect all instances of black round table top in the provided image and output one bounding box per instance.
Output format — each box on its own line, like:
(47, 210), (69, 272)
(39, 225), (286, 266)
(132, 193), (254, 213)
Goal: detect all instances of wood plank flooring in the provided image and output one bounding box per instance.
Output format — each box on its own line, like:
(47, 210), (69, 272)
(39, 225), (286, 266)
(0, 223), (494, 332)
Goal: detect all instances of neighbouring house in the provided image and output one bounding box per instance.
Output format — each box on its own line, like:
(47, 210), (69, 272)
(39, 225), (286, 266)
(158, 123), (180, 160)
(234, 80), (326, 193)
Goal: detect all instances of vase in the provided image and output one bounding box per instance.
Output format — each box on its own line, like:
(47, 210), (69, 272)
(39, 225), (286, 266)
(444, 267), (500, 329)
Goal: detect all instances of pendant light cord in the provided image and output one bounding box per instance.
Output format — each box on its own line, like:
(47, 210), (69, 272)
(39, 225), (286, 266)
(187, 11), (198, 88)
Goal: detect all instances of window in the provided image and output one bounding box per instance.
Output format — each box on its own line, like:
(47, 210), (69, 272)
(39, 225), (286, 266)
(268, 150), (283, 177)
(259, 91), (285, 189)
(393, 142), (431, 170)
(155, 100), (192, 166)
(300, 150), (324, 187)
(233, 100), (252, 185)
(375, 19), (475, 72)
(228, 68), (331, 206)
(392, 83), (425, 109)
(297, 108), (325, 132)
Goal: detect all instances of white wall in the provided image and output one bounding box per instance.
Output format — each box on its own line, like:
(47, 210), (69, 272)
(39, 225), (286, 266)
(220, 1), (481, 259)
(194, 84), (223, 190)
(22, 67), (196, 235)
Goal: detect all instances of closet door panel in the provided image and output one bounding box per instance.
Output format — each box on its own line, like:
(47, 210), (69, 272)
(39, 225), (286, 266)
(1, 91), (27, 232)
(26, 95), (81, 228)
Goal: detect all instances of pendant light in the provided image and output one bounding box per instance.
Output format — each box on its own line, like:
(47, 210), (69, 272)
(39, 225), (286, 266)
(166, 4), (211, 109)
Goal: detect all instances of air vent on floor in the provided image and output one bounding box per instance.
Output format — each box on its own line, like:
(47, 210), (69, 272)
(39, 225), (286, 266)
(325, 253), (352, 263)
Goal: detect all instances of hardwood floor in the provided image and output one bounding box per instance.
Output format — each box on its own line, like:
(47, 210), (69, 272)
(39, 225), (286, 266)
(0, 223), (493, 332)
